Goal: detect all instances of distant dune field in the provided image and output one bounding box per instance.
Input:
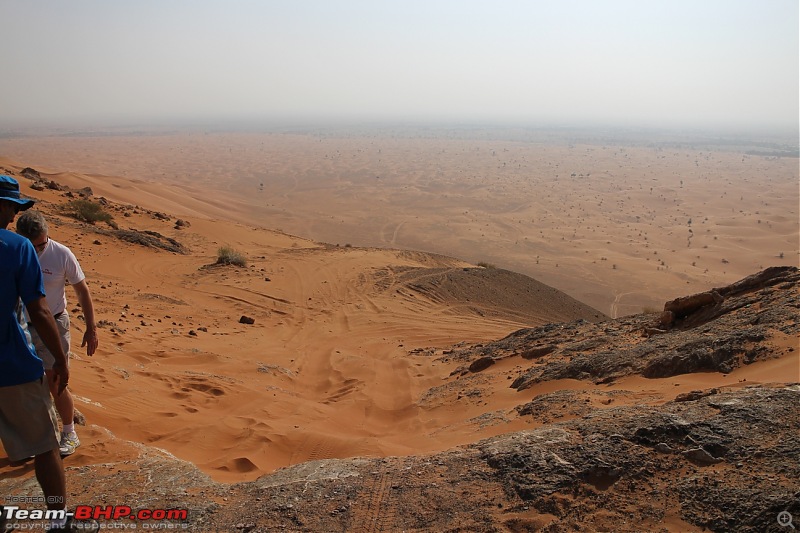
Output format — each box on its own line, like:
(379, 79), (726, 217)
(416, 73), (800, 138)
(0, 127), (797, 487)
(1, 128), (796, 317)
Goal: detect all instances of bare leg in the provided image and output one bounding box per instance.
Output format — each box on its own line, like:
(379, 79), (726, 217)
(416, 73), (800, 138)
(33, 448), (66, 511)
(45, 369), (74, 426)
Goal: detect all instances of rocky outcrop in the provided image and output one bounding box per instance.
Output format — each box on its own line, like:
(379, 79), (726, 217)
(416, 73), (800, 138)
(439, 266), (800, 389)
(1, 267), (797, 532)
(659, 266), (797, 329)
(659, 289), (724, 327)
(2, 385), (795, 532)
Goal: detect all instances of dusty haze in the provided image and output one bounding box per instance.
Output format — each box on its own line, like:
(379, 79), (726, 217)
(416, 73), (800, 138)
(0, 127), (796, 316)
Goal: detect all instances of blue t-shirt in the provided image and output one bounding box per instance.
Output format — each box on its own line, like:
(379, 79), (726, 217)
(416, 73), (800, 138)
(0, 228), (45, 386)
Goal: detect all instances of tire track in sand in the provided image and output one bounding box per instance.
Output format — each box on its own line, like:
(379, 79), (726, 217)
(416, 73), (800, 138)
(348, 467), (397, 532)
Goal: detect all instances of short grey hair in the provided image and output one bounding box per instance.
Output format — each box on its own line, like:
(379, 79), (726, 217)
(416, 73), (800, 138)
(16, 209), (49, 240)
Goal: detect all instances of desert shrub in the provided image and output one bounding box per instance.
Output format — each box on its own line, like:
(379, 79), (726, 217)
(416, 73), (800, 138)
(216, 245), (247, 267)
(63, 199), (114, 225)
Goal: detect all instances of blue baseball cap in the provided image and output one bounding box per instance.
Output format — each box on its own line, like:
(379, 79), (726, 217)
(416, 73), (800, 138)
(0, 175), (35, 210)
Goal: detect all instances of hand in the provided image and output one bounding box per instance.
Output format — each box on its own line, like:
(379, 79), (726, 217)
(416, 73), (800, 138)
(51, 362), (70, 396)
(82, 328), (98, 356)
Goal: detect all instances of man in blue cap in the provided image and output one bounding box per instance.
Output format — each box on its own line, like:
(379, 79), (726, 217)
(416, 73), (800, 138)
(0, 174), (75, 530)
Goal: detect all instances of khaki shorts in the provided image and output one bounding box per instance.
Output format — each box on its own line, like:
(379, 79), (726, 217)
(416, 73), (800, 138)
(29, 312), (71, 370)
(0, 377), (60, 461)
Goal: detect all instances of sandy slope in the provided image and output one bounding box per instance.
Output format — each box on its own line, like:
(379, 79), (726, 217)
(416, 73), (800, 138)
(0, 140), (796, 487)
(0, 159), (602, 482)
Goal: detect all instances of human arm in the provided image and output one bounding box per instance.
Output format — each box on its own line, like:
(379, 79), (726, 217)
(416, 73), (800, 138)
(72, 279), (98, 356)
(26, 296), (70, 394)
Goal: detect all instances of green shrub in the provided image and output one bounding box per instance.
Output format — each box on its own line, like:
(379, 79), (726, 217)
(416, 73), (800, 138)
(216, 246), (247, 267)
(63, 199), (114, 225)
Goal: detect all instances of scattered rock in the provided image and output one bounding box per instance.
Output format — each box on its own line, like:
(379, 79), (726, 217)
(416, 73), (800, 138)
(469, 356), (495, 373)
(239, 316), (255, 325)
(113, 229), (186, 254)
(73, 409), (86, 426)
(20, 167), (41, 180)
(683, 447), (723, 465)
(655, 442), (674, 454)
(520, 344), (556, 359)
(675, 389), (719, 402)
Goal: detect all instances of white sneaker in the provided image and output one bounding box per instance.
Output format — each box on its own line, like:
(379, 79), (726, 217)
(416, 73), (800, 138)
(59, 431), (80, 456)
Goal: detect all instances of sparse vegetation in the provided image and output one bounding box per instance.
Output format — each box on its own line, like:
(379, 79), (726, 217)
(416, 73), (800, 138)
(216, 246), (247, 267)
(63, 199), (114, 225)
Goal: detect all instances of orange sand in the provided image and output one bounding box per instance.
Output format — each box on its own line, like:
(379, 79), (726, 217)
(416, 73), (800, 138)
(0, 131), (797, 484)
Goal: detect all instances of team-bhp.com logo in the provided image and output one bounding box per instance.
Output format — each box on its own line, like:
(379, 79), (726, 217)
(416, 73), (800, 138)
(2, 505), (188, 526)
(73, 506), (188, 522)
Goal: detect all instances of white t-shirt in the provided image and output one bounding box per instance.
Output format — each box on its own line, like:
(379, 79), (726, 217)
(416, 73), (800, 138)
(37, 238), (85, 316)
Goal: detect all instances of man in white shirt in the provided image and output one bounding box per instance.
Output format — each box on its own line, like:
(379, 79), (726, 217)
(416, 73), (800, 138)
(0, 175), (74, 531)
(16, 210), (99, 457)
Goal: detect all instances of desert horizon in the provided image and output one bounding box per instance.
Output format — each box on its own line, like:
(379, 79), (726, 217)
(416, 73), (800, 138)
(0, 125), (796, 317)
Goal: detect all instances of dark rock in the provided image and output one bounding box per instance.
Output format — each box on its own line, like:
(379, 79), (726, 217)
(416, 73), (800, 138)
(20, 167), (41, 180)
(520, 344), (556, 359)
(239, 316), (255, 325)
(113, 229), (186, 254)
(683, 447), (723, 465)
(469, 356), (495, 373)
(73, 409), (86, 426)
(675, 389), (719, 402)
(654, 443), (674, 454)
(659, 290), (724, 327)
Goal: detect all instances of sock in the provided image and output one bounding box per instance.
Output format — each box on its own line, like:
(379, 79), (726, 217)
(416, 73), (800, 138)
(62, 423), (75, 435)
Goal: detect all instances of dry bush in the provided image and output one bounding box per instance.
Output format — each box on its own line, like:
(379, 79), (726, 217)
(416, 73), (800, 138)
(216, 246), (247, 267)
(63, 199), (114, 225)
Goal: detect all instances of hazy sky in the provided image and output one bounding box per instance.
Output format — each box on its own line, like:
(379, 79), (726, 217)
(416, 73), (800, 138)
(1, 0), (797, 131)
